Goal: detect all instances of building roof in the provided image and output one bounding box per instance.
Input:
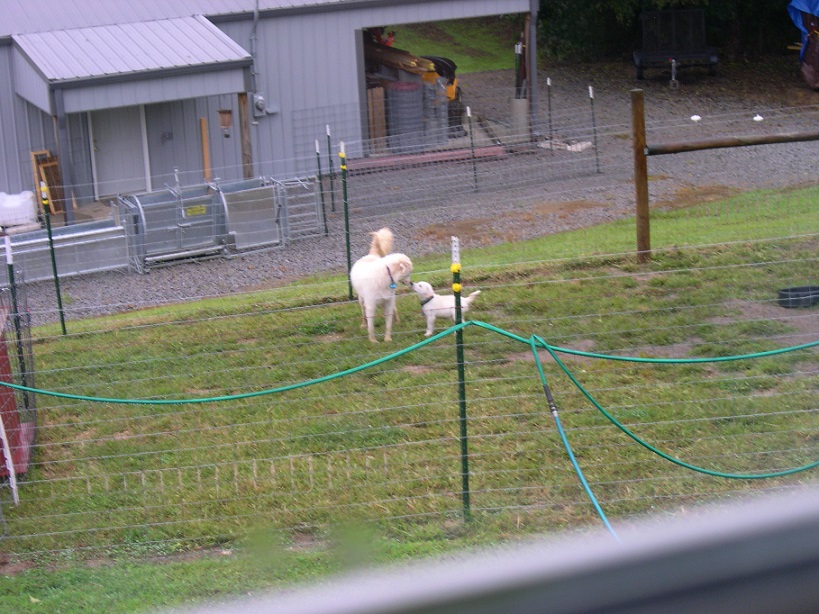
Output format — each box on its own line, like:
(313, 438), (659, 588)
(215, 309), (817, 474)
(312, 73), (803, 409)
(14, 15), (251, 83)
(1, 0), (350, 37)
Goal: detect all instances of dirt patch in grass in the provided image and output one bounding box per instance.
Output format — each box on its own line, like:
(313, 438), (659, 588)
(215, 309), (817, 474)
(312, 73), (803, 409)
(417, 200), (607, 246)
(0, 545), (236, 577)
(416, 218), (504, 246)
(0, 555), (35, 575)
(316, 333), (345, 343)
(625, 299), (817, 358)
(710, 299), (819, 346)
(624, 339), (706, 359)
(507, 338), (597, 365)
(533, 199), (605, 217)
(289, 530), (329, 552)
(402, 364), (436, 375)
(653, 185), (742, 210)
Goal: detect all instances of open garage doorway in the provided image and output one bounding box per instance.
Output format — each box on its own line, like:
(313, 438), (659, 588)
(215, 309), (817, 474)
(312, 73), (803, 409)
(358, 15), (531, 158)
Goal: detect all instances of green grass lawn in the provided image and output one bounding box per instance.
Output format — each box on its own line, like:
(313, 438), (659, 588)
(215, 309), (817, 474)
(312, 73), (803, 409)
(1, 186), (817, 613)
(385, 16), (525, 73)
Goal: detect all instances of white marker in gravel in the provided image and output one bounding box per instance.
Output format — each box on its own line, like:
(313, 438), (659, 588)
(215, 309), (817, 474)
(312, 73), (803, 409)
(690, 115), (701, 122)
(753, 114), (764, 121)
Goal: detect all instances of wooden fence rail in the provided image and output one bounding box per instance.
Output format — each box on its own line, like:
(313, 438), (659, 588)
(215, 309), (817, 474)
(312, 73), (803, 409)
(631, 87), (819, 262)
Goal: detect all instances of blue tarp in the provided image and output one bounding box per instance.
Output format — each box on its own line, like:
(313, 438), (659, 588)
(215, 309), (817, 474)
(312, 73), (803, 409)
(788, 0), (819, 60)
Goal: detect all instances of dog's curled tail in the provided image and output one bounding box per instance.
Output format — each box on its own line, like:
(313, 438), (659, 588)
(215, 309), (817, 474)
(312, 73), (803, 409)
(464, 289), (481, 307)
(369, 227), (394, 257)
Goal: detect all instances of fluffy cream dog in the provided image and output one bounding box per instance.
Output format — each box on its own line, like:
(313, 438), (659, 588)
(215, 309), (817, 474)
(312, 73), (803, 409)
(350, 228), (413, 343)
(411, 280), (481, 337)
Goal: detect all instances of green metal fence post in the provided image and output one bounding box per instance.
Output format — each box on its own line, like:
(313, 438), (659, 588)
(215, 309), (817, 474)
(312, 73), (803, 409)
(451, 236), (471, 519)
(40, 182), (67, 335)
(315, 139), (328, 236)
(340, 142), (352, 301)
(326, 125), (336, 213)
(4, 235), (31, 410)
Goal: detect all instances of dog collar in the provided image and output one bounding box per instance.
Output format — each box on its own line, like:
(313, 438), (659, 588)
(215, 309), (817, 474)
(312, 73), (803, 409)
(420, 296), (434, 306)
(386, 266), (396, 289)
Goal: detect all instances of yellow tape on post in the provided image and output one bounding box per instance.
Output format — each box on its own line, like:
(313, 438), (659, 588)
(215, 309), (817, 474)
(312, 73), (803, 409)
(39, 181), (49, 211)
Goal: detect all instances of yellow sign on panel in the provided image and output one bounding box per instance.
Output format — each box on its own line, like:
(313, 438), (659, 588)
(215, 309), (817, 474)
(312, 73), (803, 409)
(185, 205), (207, 217)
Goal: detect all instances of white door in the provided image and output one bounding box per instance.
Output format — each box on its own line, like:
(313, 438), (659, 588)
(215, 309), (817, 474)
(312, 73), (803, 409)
(90, 106), (149, 199)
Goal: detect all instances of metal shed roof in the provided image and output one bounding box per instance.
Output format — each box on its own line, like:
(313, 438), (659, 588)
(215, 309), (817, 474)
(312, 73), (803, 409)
(12, 15), (252, 113)
(2, 1), (348, 37)
(13, 15), (251, 83)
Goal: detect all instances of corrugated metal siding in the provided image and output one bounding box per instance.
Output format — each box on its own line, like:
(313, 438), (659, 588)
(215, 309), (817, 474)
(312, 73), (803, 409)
(0, 47), (21, 192)
(145, 94), (247, 190)
(0, 52), (57, 195)
(68, 114), (96, 207)
(60, 67), (248, 113)
(10, 47), (51, 113)
(23, 105), (58, 166)
(1, 0), (530, 192)
(206, 95), (249, 182)
(13, 16), (251, 82)
(246, 0), (529, 177)
(0, 93), (57, 196)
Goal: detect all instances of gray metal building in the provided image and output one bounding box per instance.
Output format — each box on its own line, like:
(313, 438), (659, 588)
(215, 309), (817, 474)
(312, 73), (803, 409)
(0, 0), (535, 219)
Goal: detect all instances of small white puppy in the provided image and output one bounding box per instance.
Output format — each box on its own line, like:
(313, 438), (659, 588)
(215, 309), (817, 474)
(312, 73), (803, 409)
(350, 228), (413, 343)
(411, 281), (481, 337)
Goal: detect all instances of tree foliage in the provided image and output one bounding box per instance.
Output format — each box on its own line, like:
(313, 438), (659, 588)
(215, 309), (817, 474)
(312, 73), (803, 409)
(537, 0), (797, 61)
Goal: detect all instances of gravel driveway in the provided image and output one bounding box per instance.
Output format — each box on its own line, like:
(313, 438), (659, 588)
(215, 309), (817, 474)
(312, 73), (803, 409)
(22, 57), (819, 325)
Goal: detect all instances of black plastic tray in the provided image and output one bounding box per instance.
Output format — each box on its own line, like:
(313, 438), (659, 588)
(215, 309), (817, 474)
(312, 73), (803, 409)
(777, 286), (819, 308)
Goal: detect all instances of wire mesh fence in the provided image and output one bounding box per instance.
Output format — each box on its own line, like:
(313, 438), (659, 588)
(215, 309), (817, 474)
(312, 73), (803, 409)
(1, 96), (817, 565)
(5, 323), (813, 560)
(1, 222), (816, 561)
(0, 270), (36, 513)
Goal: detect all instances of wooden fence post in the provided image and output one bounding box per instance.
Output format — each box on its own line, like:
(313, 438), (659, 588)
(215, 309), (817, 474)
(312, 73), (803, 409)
(631, 89), (651, 262)
(238, 93), (253, 179)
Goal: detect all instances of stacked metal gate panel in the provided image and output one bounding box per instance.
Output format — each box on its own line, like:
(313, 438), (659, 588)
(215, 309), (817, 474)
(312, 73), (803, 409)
(220, 178), (283, 251)
(0, 175), (323, 284)
(0, 219), (128, 285)
(117, 185), (229, 274)
(273, 177), (324, 241)
(116, 176), (323, 273)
